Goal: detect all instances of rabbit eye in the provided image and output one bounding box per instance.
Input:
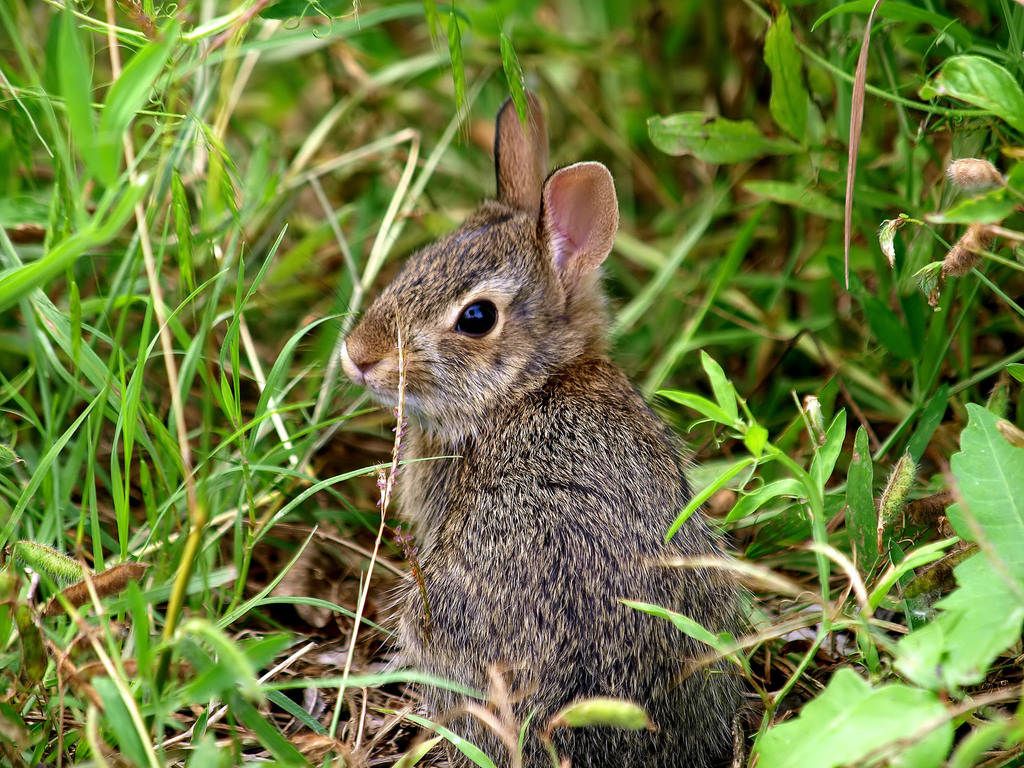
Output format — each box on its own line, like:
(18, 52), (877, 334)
(455, 300), (498, 336)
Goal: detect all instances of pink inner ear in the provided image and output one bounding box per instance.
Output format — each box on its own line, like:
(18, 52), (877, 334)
(543, 162), (618, 277)
(547, 175), (591, 270)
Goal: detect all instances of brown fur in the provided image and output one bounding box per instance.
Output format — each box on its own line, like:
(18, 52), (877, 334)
(341, 94), (740, 767)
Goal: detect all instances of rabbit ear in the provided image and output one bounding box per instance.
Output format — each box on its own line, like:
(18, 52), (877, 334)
(541, 162), (619, 284)
(495, 92), (549, 217)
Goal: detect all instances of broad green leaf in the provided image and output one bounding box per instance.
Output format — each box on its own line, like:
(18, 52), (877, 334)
(764, 9), (807, 140)
(727, 479), (806, 523)
(743, 180), (843, 220)
(926, 56), (1024, 133)
(948, 720), (1011, 768)
(845, 426), (878, 570)
(948, 404), (1024, 568)
(896, 555), (1024, 689)
(1007, 363), (1024, 383)
(95, 22), (177, 186)
(896, 405), (1024, 689)
(928, 189), (1015, 224)
(648, 112), (800, 163)
(700, 351), (738, 422)
(755, 668), (953, 768)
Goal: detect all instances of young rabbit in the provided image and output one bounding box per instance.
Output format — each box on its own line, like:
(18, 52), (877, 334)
(340, 93), (740, 768)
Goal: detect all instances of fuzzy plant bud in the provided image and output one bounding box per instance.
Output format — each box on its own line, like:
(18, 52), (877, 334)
(802, 395), (826, 444)
(946, 158), (1004, 192)
(942, 222), (994, 278)
(877, 452), (917, 553)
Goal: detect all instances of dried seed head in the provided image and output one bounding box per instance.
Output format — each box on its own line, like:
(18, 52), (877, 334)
(997, 420), (1024, 449)
(941, 223), (995, 278)
(878, 218), (905, 268)
(946, 158), (1004, 192)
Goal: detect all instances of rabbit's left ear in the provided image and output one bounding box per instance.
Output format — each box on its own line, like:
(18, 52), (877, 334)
(540, 161), (619, 288)
(494, 92), (549, 218)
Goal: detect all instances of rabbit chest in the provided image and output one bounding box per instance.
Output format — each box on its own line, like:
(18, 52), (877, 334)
(394, 358), (710, 680)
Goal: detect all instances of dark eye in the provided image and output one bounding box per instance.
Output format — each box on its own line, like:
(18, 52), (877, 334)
(455, 300), (498, 336)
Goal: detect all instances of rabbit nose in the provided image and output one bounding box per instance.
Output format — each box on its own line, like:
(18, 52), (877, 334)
(340, 339), (381, 385)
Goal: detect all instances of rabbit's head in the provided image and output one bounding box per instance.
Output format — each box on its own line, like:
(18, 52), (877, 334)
(341, 93), (619, 437)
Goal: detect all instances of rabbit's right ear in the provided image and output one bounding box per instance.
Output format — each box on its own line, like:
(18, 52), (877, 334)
(541, 161), (619, 292)
(494, 92), (549, 218)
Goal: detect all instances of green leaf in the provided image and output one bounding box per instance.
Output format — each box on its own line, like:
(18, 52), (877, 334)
(0, 178), (147, 314)
(896, 405), (1024, 688)
(743, 180), (844, 220)
(447, 8), (467, 122)
(229, 692), (307, 765)
(928, 188), (1015, 224)
(94, 22), (177, 186)
(743, 423), (769, 459)
(500, 34), (527, 124)
(755, 668), (953, 768)
(549, 697), (652, 731)
(648, 112), (800, 163)
(948, 720), (1011, 768)
(260, 0), (352, 19)
(0, 443), (23, 469)
(809, 411), (846, 489)
(624, 600), (724, 649)
(659, 390), (737, 427)
(700, 351), (738, 423)
(404, 713), (498, 768)
(172, 170), (195, 294)
(1007, 363), (1024, 383)
(59, 7), (98, 181)
(727, 479), (806, 523)
(861, 294), (917, 361)
(91, 677), (151, 767)
(422, 0), (441, 41)
(394, 736), (444, 768)
(666, 458), (756, 541)
(845, 426), (878, 570)
(896, 554), (1024, 689)
(906, 384), (949, 462)
(764, 9), (807, 140)
(812, 1), (972, 50)
(927, 56), (1024, 133)
(948, 404), (1024, 568)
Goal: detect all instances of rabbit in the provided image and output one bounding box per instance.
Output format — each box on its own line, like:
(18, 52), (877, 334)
(340, 92), (741, 768)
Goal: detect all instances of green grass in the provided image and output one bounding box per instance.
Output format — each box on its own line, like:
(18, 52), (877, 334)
(1, 0), (1024, 765)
